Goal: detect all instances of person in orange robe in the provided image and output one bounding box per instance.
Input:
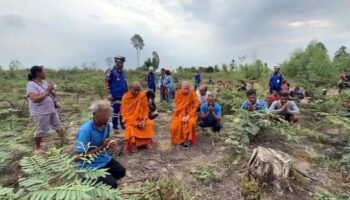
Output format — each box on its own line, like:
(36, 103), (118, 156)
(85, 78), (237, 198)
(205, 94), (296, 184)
(170, 81), (199, 148)
(121, 81), (154, 153)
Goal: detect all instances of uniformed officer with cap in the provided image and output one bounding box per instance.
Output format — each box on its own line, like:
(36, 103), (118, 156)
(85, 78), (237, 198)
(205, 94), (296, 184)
(105, 55), (128, 132)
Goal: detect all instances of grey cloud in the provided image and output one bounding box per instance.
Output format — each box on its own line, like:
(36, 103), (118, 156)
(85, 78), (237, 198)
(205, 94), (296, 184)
(1, 14), (27, 28)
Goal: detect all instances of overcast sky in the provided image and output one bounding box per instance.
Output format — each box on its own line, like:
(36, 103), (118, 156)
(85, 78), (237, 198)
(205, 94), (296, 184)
(0, 0), (349, 69)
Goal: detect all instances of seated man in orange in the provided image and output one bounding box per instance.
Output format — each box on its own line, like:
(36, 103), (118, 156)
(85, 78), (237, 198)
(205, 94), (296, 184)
(170, 81), (199, 148)
(121, 81), (154, 153)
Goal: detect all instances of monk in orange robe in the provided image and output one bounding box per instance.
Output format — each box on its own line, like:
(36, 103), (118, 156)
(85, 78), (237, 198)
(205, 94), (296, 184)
(121, 81), (154, 153)
(170, 81), (199, 148)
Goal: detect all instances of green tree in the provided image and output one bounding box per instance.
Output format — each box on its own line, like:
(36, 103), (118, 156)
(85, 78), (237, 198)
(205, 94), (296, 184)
(222, 64), (228, 72)
(333, 46), (350, 71)
(230, 59), (236, 71)
(152, 51), (160, 70)
(214, 65), (219, 72)
(9, 60), (22, 70)
(130, 34), (145, 68)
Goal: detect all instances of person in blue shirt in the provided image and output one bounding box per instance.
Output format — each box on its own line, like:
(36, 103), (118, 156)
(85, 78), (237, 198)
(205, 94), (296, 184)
(269, 66), (283, 94)
(199, 94), (222, 132)
(147, 66), (156, 93)
(164, 70), (175, 102)
(241, 90), (267, 112)
(75, 100), (126, 188)
(158, 68), (167, 102)
(194, 70), (201, 91)
(105, 55), (128, 131)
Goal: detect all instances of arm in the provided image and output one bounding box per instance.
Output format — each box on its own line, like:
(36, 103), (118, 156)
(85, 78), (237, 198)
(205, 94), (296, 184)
(190, 92), (200, 117)
(105, 69), (112, 96)
(287, 101), (300, 115)
(75, 127), (109, 156)
(200, 104), (209, 120)
(27, 82), (52, 103)
(269, 101), (283, 114)
(210, 105), (222, 122)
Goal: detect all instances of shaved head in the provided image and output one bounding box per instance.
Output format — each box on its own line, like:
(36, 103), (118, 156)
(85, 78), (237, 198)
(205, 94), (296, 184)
(181, 81), (191, 88)
(129, 81), (142, 89)
(181, 81), (192, 95)
(129, 81), (142, 97)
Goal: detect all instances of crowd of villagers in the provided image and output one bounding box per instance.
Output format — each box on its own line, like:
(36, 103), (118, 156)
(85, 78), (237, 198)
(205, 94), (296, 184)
(26, 56), (350, 188)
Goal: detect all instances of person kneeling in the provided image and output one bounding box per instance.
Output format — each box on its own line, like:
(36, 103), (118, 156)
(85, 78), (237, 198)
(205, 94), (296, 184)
(122, 82), (155, 153)
(75, 100), (126, 189)
(199, 94), (222, 133)
(269, 92), (300, 123)
(170, 81), (199, 148)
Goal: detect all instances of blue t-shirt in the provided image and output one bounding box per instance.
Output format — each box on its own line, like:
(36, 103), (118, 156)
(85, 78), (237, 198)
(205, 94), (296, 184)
(200, 103), (222, 123)
(75, 120), (112, 169)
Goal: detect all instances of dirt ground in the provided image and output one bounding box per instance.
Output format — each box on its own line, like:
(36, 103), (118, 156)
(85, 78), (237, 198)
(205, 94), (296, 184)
(38, 91), (350, 200)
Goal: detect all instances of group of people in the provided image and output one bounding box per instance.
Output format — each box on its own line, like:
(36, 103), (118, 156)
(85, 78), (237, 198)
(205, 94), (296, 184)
(30, 59), (349, 189)
(241, 66), (301, 123)
(26, 55), (224, 188)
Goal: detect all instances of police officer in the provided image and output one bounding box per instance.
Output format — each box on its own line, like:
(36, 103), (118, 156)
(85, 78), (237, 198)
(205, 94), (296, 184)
(269, 66), (284, 94)
(147, 66), (156, 93)
(105, 55), (128, 132)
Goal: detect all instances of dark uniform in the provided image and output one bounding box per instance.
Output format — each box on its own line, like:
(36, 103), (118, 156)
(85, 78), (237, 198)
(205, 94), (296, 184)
(105, 64), (128, 130)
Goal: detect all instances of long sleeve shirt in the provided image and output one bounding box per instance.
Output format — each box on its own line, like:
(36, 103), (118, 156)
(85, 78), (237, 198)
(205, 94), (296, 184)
(105, 66), (128, 100)
(269, 100), (300, 115)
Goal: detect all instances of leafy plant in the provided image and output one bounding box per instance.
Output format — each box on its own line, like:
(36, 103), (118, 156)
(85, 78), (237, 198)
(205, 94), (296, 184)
(0, 148), (122, 200)
(241, 177), (261, 200)
(314, 190), (350, 200)
(122, 178), (197, 200)
(191, 164), (221, 184)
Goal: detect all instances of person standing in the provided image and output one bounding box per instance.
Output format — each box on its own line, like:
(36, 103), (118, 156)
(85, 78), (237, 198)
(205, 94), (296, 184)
(147, 66), (156, 93)
(164, 70), (175, 103)
(105, 55), (128, 132)
(26, 65), (64, 154)
(158, 68), (166, 102)
(194, 70), (201, 91)
(269, 66), (283, 94)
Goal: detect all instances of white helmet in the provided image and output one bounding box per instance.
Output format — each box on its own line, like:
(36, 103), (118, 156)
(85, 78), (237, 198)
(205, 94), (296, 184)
(149, 66), (154, 71)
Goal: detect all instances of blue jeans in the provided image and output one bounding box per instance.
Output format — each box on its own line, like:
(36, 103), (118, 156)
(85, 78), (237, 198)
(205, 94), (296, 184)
(112, 103), (124, 130)
(166, 90), (173, 103)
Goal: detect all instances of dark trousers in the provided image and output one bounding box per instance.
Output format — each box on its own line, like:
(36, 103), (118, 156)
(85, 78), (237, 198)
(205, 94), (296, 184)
(112, 103), (124, 130)
(199, 120), (222, 132)
(98, 159), (126, 188)
(160, 86), (166, 101)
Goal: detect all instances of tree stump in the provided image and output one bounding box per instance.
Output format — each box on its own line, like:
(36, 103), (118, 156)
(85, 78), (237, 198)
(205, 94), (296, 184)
(246, 146), (314, 193)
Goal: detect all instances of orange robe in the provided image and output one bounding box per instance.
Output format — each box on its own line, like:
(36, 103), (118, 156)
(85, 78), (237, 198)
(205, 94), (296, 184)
(121, 91), (154, 147)
(170, 90), (199, 145)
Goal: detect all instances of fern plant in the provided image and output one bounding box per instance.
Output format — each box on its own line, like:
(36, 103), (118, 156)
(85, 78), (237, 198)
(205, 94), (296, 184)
(0, 148), (122, 200)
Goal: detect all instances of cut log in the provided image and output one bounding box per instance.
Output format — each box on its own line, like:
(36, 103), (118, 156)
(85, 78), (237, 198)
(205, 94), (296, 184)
(246, 146), (315, 193)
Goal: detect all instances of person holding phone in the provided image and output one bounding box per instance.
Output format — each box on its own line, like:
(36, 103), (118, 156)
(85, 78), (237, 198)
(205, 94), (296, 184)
(75, 100), (126, 188)
(26, 65), (64, 154)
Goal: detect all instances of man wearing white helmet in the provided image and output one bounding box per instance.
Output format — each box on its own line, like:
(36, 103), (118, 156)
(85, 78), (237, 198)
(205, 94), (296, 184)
(147, 66), (156, 93)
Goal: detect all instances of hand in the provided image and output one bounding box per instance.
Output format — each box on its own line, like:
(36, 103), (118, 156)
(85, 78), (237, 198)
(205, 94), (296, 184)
(101, 139), (111, 149)
(182, 116), (190, 123)
(137, 120), (145, 129)
(208, 106), (214, 113)
(47, 84), (54, 93)
(108, 95), (114, 101)
(282, 104), (288, 111)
